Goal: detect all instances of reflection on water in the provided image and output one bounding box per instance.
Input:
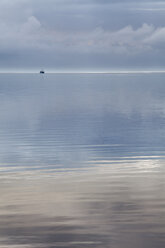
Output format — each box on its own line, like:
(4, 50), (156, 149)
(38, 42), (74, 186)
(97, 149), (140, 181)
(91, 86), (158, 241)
(0, 73), (165, 247)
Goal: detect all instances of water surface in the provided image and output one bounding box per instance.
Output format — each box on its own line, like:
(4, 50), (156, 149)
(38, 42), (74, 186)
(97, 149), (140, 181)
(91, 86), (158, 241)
(0, 73), (165, 247)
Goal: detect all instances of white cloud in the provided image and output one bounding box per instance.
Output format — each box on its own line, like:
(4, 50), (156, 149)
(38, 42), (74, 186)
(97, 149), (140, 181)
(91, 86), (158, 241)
(0, 6), (165, 59)
(15, 23), (161, 55)
(21, 16), (41, 33)
(0, 0), (164, 68)
(144, 27), (165, 45)
(0, 20), (163, 54)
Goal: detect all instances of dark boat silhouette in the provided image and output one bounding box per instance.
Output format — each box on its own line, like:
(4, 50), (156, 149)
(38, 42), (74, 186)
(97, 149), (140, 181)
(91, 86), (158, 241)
(40, 70), (45, 74)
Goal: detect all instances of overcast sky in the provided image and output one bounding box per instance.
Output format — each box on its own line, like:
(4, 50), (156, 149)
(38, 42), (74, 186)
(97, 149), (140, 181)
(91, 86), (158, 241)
(1, 0), (165, 71)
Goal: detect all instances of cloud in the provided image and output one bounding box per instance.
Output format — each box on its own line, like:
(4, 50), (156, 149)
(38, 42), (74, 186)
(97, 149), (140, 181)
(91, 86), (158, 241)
(0, 19), (165, 69)
(0, 22), (158, 54)
(21, 16), (41, 33)
(0, 0), (164, 68)
(144, 27), (165, 45)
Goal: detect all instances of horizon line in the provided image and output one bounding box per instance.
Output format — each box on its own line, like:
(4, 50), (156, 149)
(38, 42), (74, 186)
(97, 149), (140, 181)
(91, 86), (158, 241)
(0, 70), (165, 74)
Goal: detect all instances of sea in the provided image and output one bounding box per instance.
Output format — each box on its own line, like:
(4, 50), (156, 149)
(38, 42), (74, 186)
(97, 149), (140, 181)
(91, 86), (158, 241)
(0, 72), (165, 247)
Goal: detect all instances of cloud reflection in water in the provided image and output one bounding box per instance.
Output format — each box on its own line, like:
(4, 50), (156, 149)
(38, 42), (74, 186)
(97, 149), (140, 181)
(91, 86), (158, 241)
(0, 73), (165, 247)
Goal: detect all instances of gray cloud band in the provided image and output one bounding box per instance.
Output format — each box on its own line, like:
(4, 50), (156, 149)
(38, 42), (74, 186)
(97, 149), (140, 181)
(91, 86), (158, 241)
(0, 0), (164, 69)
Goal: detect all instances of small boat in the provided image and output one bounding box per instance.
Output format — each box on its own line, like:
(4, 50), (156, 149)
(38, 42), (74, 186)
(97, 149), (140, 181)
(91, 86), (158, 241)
(40, 70), (45, 74)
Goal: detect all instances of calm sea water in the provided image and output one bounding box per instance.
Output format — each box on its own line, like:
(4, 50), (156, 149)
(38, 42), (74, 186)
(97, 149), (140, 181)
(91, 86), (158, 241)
(0, 73), (165, 247)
